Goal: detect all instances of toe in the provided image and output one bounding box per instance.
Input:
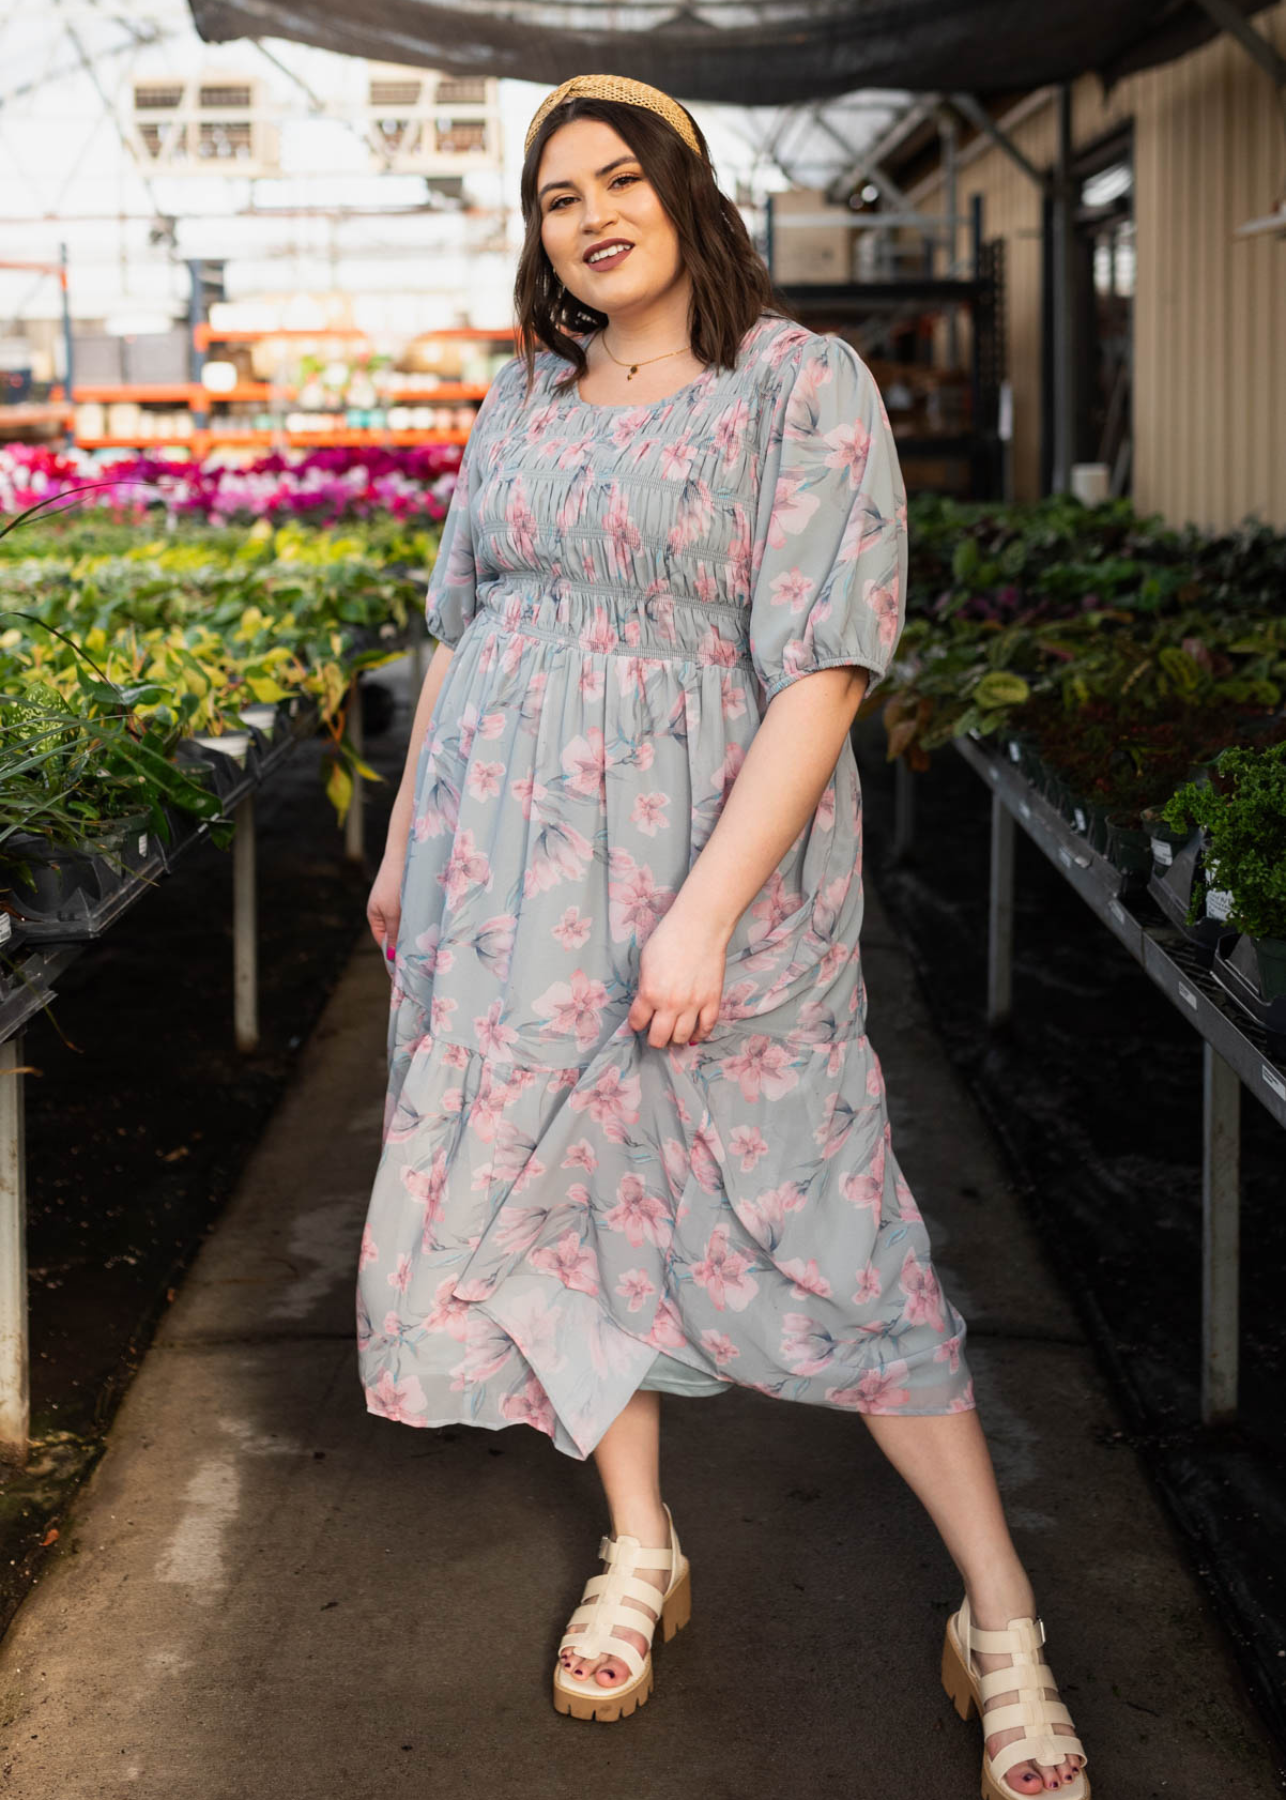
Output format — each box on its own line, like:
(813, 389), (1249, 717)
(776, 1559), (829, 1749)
(595, 1656), (629, 1688)
(1005, 1766), (1044, 1796)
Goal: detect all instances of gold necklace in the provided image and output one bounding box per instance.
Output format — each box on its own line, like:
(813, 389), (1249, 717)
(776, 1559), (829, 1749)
(599, 331), (693, 381)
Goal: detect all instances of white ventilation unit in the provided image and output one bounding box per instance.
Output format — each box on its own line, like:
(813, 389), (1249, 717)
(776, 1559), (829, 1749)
(365, 64), (498, 173)
(130, 77), (279, 175)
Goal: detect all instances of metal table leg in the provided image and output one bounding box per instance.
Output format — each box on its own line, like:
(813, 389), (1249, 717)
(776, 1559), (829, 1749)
(233, 793), (258, 1055)
(344, 675), (365, 865)
(986, 791), (1015, 1024)
(0, 1031), (29, 1465)
(1201, 1040), (1241, 1424)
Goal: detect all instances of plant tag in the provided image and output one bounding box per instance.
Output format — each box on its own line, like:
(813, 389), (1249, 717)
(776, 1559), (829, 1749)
(1008, 741), (1022, 764)
(1263, 1064), (1286, 1103)
(1018, 801), (1031, 821)
(1206, 888), (1233, 921)
(1151, 839), (1173, 867)
(0, 915), (10, 945)
(1177, 980), (1198, 1011)
(138, 833), (149, 857)
(1073, 807), (1087, 832)
(1058, 846), (1072, 868)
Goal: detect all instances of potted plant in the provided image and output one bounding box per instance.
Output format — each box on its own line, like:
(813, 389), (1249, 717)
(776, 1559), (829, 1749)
(1163, 742), (1286, 1029)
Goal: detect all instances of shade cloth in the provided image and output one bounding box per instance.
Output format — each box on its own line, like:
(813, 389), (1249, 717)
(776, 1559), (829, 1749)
(189, 0), (1277, 103)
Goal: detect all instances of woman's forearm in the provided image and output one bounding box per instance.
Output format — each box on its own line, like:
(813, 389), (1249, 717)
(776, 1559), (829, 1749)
(669, 665), (870, 942)
(383, 639), (454, 861)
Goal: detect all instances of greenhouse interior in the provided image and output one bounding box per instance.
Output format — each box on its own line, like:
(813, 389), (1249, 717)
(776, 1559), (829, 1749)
(1, 0), (1285, 1792)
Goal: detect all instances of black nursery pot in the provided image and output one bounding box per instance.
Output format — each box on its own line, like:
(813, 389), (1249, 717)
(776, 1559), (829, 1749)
(1211, 932), (1286, 1039)
(1146, 832), (1226, 961)
(0, 826), (135, 934)
(1104, 819), (1152, 892)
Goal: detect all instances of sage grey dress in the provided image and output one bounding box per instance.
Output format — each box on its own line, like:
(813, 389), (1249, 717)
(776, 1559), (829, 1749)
(355, 311), (973, 1459)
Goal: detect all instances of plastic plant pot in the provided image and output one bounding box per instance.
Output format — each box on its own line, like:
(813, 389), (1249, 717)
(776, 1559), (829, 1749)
(1211, 932), (1286, 1038)
(237, 704), (279, 735)
(194, 730), (251, 767)
(1139, 808), (1194, 879)
(1104, 819), (1152, 891)
(0, 828), (130, 935)
(1146, 832), (1225, 961)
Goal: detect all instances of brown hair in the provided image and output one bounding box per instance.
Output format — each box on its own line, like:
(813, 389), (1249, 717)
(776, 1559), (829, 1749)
(514, 96), (798, 399)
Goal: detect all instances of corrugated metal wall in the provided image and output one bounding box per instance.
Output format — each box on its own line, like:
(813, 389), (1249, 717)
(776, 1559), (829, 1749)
(907, 4), (1286, 529)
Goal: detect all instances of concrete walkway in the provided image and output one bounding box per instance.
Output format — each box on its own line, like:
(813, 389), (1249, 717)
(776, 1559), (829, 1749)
(0, 893), (1279, 1799)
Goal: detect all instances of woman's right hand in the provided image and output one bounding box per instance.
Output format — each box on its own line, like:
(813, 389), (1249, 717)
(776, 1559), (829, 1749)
(367, 848), (406, 962)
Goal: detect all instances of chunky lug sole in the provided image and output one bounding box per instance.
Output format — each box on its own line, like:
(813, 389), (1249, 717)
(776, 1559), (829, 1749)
(552, 1561), (691, 1722)
(941, 1615), (1090, 1800)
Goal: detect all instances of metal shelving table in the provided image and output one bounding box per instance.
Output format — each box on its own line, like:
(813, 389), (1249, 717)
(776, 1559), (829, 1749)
(0, 666), (386, 1465)
(949, 734), (1286, 1428)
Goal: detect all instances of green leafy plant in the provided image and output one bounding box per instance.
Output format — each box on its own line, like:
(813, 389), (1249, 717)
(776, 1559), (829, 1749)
(1162, 743), (1286, 940)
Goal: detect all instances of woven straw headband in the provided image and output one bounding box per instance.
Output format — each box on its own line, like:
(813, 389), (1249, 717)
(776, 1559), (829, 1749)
(524, 74), (703, 160)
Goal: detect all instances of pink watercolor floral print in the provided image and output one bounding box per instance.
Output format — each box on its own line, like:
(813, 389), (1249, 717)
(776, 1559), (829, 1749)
(356, 312), (973, 1459)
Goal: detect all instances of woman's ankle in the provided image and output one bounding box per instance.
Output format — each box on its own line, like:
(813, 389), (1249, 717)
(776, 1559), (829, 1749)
(608, 1497), (668, 1541)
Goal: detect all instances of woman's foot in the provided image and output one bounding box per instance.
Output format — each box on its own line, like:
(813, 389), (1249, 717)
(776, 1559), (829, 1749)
(968, 1574), (1086, 1793)
(557, 1505), (671, 1688)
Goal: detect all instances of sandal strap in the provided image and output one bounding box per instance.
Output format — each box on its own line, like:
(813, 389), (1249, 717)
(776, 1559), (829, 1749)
(983, 1698), (1076, 1736)
(579, 1571), (668, 1611)
(977, 1659), (1057, 1703)
(990, 1732), (1086, 1781)
(598, 1534), (673, 1574)
(969, 1614), (1046, 1657)
(557, 1627), (647, 1680)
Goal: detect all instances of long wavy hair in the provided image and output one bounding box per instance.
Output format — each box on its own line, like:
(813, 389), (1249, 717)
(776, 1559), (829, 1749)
(515, 95), (798, 399)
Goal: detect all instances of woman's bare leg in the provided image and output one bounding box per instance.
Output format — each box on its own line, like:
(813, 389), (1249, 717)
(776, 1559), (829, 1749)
(559, 1389), (672, 1688)
(863, 1409), (1083, 1794)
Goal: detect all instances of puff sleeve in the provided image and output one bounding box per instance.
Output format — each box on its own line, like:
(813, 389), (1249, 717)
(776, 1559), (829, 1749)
(747, 333), (907, 704)
(423, 357), (513, 648)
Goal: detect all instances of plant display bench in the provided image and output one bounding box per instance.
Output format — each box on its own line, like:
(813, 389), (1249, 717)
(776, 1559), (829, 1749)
(950, 734), (1286, 1429)
(0, 671), (381, 1467)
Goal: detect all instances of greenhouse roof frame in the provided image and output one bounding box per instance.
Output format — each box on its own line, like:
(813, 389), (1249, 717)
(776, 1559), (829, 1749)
(188, 0), (1280, 104)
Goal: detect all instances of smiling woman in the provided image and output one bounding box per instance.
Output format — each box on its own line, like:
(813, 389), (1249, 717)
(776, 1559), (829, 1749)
(355, 71), (1090, 1799)
(514, 83), (785, 405)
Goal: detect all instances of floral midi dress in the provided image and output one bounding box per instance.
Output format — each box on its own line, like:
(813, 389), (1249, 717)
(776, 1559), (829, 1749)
(356, 310), (974, 1460)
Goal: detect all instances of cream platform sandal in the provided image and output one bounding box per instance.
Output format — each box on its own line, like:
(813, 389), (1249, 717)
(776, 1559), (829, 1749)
(942, 1597), (1090, 1799)
(552, 1502), (691, 1722)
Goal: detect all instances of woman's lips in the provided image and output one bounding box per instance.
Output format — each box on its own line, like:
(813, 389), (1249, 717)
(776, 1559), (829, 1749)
(584, 243), (633, 271)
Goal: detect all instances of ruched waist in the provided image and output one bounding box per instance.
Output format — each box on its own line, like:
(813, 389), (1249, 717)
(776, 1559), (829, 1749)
(473, 576), (754, 670)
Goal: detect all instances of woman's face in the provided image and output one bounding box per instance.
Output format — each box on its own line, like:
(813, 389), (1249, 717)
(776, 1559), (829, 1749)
(536, 118), (686, 318)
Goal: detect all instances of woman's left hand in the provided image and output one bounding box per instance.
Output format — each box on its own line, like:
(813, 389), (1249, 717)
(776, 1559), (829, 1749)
(627, 904), (728, 1048)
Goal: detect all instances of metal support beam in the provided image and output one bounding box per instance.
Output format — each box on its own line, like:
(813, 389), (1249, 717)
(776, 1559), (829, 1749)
(344, 677), (365, 865)
(821, 94), (943, 204)
(950, 92), (1051, 192)
(1201, 1041), (1241, 1424)
(0, 1032), (29, 1466)
(233, 794), (258, 1055)
(809, 106), (915, 215)
(986, 792), (1015, 1024)
(1050, 85), (1077, 494)
(1193, 0), (1286, 85)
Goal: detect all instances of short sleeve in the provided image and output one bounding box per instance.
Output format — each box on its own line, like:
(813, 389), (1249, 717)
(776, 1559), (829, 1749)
(423, 355), (517, 648)
(748, 333), (907, 703)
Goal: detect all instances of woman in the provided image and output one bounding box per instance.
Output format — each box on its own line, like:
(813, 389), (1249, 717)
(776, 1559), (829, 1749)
(358, 73), (1088, 1798)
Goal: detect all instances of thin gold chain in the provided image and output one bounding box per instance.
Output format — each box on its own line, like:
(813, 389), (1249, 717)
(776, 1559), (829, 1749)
(598, 329), (692, 381)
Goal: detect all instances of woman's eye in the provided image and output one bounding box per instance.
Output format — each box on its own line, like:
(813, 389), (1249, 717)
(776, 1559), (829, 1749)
(548, 173), (639, 212)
